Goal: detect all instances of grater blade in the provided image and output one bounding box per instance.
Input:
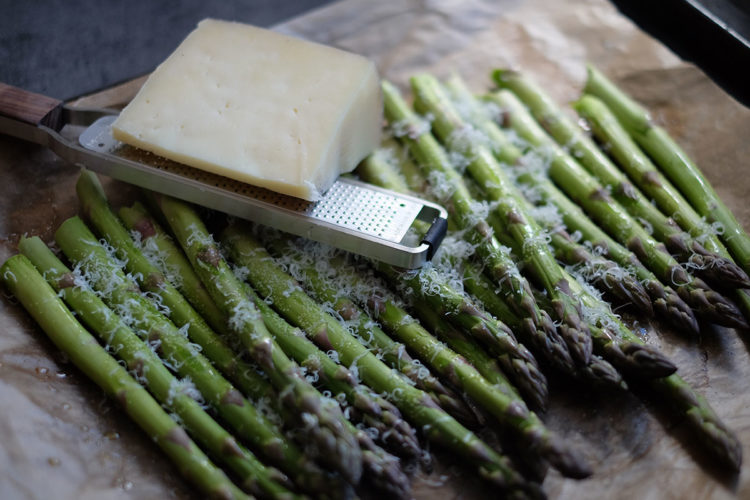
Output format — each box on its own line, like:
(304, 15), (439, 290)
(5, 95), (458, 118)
(75, 115), (447, 268)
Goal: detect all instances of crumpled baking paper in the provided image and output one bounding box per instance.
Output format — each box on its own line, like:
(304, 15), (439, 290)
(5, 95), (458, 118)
(1, 0), (748, 498)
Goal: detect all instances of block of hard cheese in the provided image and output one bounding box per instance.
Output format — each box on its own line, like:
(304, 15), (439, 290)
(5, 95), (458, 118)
(112, 19), (381, 201)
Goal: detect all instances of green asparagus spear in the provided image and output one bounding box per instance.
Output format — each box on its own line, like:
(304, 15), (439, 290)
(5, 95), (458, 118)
(407, 300), (518, 394)
(406, 300), (547, 483)
(242, 284), (414, 499)
(511, 157), (699, 333)
(381, 80), (545, 340)
(119, 203), (414, 497)
(583, 65), (750, 274)
(357, 145), (416, 194)
(54, 216), (329, 492)
(302, 246), (591, 477)
(220, 225), (555, 493)
(119, 201), (421, 461)
(491, 70), (748, 291)
(1, 254), (249, 500)
(465, 177), (676, 378)
(379, 259), (549, 411)
(547, 228), (652, 315)
(358, 144), (578, 374)
(462, 262), (626, 388)
(551, 263), (741, 470)
(18, 236), (296, 499)
(570, 93), (750, 323)
(572, 93), (749, 289)
(414, 75), (640, 387)
(119, 202), (234, 339)
(265, 235), (480, 428)
(460, 166), (651, 318)
(441, 75), (695, 332)
(370, 87), (551, 409)
(474, 206), (676, 379)
(490, 90), (745, 329)
(358, 138), (429, 195)
(123, 205), (415, 494)
(149, 194), (363, 484)
(76, 172), (284, 417)
(239, 278), (414, 498)
(411, 74), (594, 367)
(346, 422), (411, 499)
(242, 279), (421, 459)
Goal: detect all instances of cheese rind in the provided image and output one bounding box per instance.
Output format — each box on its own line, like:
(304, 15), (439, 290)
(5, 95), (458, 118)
(112, 19), (382, 201)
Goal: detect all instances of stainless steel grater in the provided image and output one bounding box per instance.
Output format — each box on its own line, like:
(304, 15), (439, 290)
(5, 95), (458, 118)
(0, 83), (447, 268)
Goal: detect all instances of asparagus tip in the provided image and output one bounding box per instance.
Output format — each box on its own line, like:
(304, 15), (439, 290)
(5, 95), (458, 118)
(621, 342), (677, 378)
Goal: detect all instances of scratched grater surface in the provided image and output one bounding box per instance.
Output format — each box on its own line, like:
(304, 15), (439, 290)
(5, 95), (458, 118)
(79, 116), (423, 243)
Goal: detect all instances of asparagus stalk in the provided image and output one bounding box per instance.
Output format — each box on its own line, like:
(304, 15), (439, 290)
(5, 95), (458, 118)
(469, 202), (676, 378)
(572, 93), (749, 289)
(372, 88), (551, 408)
(240, 284), (410, 500)
(119, 204), (412, 496)
(532, 286), (675, 379)
(359, 138), (429, 195)
(357, 145), (416, 194)
(315, 250), (591, 477)
(54, 216), (329, 492)
(358, 145), (578, 375)
(380, 260), (549, 411)
(346, 422), (411, 499)
(551, 264), (742, 470)
(442, 75), (695, 332)
(408, 300), (521, 396)
(381, 80), (546, 341)
(149, 194), (363, 484)
(461, 168), (651, 318)
(409, 74), (594, 366)
(119, 201), (421, 461)
(1, 254), (249, 500)
(220, 226), (554, 494)
(76, 172), (281, 415)
(546, 228), (652, 315)
(583, 65), (750, 274)
(453, 143), (652, 320)
(406, 300), (549, 483)
(490, 90), (746, 329)
(571, 93), (750, 322)
(268, 233), (589, 466)
(119, 202), (233, 339)
(512, 158), (698, 333)
(241, 283), (413, 499)
(242, 280), (421, 460)
(465, 176), (675, 378)
(462, 263), (627, 388)
(491, 69), (749, 291)
(19, 236), (295, 499)
(265, 235), (480, 429)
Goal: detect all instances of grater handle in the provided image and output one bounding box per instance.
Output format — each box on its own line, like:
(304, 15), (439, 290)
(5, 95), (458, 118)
(0, 82), (64, 130)
(421, 216), (448, 260)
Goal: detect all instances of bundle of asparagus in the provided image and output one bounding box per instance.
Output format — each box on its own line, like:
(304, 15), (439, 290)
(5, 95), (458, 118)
(1, 64), (746, 499)
(365, 69), (743, 471)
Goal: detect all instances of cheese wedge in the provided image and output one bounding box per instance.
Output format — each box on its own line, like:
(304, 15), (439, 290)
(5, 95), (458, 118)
(112, 19), (382, 201)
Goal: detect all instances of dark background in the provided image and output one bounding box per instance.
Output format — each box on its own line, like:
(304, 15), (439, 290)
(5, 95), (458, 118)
(0, 0), (334, 99)
(1, 0), (749, 106)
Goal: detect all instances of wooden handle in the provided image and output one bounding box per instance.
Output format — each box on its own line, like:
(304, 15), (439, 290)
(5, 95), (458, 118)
(0, 83), (64, 130)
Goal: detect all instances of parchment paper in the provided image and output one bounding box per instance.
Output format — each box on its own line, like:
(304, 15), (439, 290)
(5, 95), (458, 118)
(2, 0), (749, 498)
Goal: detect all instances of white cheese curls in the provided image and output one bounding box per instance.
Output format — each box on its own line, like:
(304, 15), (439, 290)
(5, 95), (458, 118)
(112, 19), (382, 201)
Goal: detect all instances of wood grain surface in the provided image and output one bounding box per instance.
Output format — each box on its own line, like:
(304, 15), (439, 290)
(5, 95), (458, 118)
(0, 82), (63, 128)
